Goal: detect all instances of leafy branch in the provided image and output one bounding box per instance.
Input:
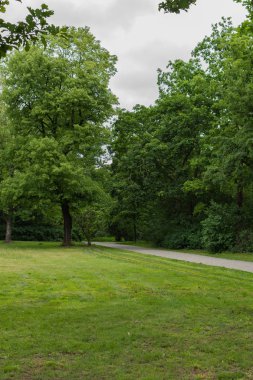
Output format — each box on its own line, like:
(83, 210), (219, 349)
(0, 0), (63, 57)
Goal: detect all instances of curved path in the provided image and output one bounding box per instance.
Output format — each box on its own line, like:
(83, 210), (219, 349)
(95, 242), (253, 274)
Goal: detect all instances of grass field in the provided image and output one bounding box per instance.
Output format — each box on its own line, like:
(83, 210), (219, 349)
(0, 241), (253, 380)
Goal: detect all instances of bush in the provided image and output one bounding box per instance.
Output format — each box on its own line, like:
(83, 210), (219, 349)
(162, 224), (202, 250)
(12, 224), (63, 242)
(201, 202), (238, 253)
(0, 215), (83, 242)
(232, 229), (253, 253)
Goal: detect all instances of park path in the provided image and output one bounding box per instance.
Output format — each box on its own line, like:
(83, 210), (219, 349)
(95, 242), (253, 274)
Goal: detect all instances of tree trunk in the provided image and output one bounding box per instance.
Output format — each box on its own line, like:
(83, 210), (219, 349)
(5, 215), (12, 243)
(84, 232), (92, 246)
(61, 201), (72, 247)
(235, 184), (244, 246)
(133, 214), (137, 243)
(237, 186), (243, 209)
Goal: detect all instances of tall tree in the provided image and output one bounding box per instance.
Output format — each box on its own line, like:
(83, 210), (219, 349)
(0, 102), (13, 242)
(204, 20), (253, 209)
(111, 106), (154, 241)
(111, 57), (214, 246)
(184, 18), (253, 250)
(2, 27), (117, 246)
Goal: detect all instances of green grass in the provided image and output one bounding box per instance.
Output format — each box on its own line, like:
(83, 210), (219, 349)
(0, 241), (253, 379)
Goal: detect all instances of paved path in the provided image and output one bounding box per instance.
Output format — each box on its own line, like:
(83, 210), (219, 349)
(95, 242), (253, 274)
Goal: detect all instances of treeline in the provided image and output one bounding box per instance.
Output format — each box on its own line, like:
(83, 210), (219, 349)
(1, 16), (253, 253)
(0, 27), (116, 246)
(110, 17), (253, 252)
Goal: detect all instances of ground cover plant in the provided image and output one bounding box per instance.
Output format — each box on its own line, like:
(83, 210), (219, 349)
(0, 241), (253, 380)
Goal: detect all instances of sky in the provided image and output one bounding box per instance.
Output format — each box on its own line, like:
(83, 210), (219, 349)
(8, 0), (246, 109)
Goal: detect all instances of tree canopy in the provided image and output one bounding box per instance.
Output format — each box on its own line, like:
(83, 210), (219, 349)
(2, 0), (253, 252)
(0, 0), (63, 58)
(108, 16), (253, 252)
(1, 27), (117, 246)
(159, 0), (253, 13)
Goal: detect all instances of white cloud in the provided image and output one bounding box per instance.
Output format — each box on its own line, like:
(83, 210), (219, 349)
(6, 0), (247, 109)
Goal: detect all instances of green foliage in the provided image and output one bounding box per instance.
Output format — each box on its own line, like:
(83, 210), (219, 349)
(75, 190), (113, 245)
(111, 57), (214, 247)
(11, 223), (63, 242)
(159, 0), (196, 13)
(158, 0), (253, 14)
(163, 223), (202, 250)
(1, 27), (117, 245)
(109, 210), (137, 242)
(201, 202), (238, 253)
(2, 1), (253, 252)
(233, 229), (253, 253)
(0, 0), (63, 58)
(9, 222), (82, 242)
(0, 206), (83, 242)
(110, 17), (253, 254)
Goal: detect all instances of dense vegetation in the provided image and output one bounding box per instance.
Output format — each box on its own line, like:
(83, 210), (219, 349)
(110, 13), (253, 253)
(1, 3), (252, 380)
(0, 27), (116, 246)
(1, 1), (253, 253)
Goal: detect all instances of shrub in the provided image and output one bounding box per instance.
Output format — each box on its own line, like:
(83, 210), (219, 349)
(162, 224), (202, 250)
(201, 202), (238, 253)
(0, 215), (83, 242)
(232, 229), (253, 253)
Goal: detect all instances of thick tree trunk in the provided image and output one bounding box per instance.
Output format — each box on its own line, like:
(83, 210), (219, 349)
(5, 215), (12, 243)
(61, 201), (72, 247)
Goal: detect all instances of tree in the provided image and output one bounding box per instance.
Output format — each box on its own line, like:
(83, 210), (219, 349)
(108, 7), (253, 252)
(183, 18), (253, 251)
(159, 0), (196, 13)
(0, 102), (13, 242)
(205, 20), (253, 224)
(0, 104), (29, 243)
(158, 0), (253, 13)
(75, 197), (112, 246)
(0, 0), (62, 58)
(111, 57), (214, 245)
(111, 106), (154, 242)
(2, 27), (117, 246)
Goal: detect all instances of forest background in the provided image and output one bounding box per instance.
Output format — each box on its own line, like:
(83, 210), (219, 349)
(1, 0), (253, 253)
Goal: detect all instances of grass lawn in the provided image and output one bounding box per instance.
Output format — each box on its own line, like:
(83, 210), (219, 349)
(0, 241), (253, 380)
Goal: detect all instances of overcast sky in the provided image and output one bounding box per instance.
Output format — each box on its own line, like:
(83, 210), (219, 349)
(8, 0), (246, 109)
